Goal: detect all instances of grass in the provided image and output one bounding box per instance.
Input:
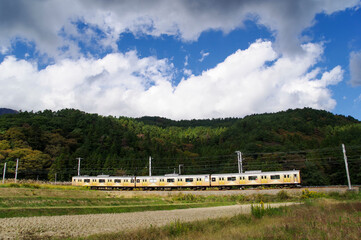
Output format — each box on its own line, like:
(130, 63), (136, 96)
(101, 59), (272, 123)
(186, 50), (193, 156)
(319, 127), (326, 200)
(79, 200), (361, 240)
(0, 184), (360, 219)
(0, 187), (240, 218)
(0, 202), (230, 218)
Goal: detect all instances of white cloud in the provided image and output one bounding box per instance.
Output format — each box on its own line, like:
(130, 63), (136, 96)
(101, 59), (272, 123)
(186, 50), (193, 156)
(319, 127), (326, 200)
(0, 0), (359, 58)
(350, 50), (361, 86)
(199, 50), (210, 62)
(0, 40), (343, 119)
(354, 94), (361, 103)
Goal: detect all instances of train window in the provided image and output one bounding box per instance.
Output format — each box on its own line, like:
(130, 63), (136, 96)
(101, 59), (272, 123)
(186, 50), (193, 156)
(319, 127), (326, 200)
(137, 179), (140, 183)
(248, 176), (257, 181)
(150, 179), (157, 183)
(160, 179), (164, 182)
(99, 179), (105, 183)
(167, 178), (175, 183)
(131, 179), (135, 183)
(185, 178), (193, 182)
(108, 179), (112, 182)
(271, 175), (280, 180)
(261, 176), (267, 179)
(84, 179), (90, 183)
(227, 177), (236, 181)
(294, 174), (297, 178)
(78, 179), (82, 182)
(115, 179), (121, 183)
(178, 178), (182, 181)
(211, 177), (216, 182)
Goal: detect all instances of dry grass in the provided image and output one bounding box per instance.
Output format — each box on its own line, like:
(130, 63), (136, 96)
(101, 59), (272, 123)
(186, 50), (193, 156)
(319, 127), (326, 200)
(82, 200), (361, 240)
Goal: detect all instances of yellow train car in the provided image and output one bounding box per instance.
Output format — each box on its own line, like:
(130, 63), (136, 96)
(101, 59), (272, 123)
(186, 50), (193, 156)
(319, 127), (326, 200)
(72, 175), (136, 189)
(135, 174), (210, 189)
(211, 170), (300, 188)
(72, 170), (300, 190)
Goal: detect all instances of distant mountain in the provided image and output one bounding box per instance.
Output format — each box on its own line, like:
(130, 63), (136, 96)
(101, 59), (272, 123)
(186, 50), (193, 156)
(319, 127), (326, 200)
(0, 108), (18, 116)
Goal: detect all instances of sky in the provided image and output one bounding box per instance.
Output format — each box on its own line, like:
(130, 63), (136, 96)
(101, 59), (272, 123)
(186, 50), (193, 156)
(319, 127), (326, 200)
(0, 0), (361, 120)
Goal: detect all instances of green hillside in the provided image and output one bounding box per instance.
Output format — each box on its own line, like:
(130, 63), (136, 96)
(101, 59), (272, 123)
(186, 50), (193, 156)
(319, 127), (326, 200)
(0, 108), (360, 185)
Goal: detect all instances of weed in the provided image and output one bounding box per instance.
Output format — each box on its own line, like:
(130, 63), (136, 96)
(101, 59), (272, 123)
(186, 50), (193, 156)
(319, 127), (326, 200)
(301, 188), (325, 199)
(276, 190), (290, 200)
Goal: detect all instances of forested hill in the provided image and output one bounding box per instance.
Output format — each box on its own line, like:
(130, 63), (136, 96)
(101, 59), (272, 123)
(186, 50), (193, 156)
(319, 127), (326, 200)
(0, 108), (360, 185)
(0, 108), (18, 116)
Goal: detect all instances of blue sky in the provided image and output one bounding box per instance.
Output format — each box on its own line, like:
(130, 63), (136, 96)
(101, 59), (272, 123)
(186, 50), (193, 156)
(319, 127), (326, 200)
(0, 0), (360, 120)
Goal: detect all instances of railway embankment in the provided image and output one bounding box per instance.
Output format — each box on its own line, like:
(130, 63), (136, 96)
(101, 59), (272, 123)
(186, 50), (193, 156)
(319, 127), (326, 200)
(106, 186), (360, 197)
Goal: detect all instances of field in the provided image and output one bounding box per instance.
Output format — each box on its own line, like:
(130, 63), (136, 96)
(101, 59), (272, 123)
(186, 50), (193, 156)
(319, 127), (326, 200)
(0, 183), (360, 239)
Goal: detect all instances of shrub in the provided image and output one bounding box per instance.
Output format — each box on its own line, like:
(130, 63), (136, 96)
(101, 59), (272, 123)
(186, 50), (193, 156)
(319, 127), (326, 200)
(301, 189), (325, 199)
(277, 190), (290, 200)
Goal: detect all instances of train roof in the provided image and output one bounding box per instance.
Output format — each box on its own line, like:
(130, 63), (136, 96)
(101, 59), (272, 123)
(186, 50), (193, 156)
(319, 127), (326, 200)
(211, 170), (300, 176)
(136, 174), (209, 178)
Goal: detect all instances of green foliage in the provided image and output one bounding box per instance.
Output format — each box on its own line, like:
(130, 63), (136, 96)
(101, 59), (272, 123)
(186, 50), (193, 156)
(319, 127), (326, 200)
(301, 189), (326, 199)
(277, 190), (290, 200)
(0, 107), (360, 184)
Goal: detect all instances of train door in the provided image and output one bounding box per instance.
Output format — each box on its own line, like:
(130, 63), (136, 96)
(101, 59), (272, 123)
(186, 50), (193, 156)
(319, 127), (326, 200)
(293, 174), (298, 183)
(142, 179), (148, 187)
(261, 175), (268, 184)
(177, 178), (183, 187)
(283, 174), (291, 183)
(240, 176), (246, 185)
(196, 177), (202, 186)
(159, 178), (165, 186)
(219, 177), (225, 185)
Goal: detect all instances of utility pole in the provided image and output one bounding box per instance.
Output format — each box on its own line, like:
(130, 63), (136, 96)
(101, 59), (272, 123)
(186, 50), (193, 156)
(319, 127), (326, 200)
(14, 158), (19, 183)
(236, 151), (243, 174)
(2, 162), (6, 184)
(342, 144), (352, 190)
(55, 173), (57, 183)
(76, 157), (82, 176)
(149, 156), (152, 176)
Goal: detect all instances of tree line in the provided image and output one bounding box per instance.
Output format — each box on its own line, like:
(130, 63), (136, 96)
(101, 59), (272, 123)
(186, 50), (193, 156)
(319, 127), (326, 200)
(0, 107), (360, 185)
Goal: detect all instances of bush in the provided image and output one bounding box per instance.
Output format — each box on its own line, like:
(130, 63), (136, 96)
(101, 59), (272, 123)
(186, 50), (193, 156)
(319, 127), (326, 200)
(301, 189), (325, 199)
(277, 190), (290, 200)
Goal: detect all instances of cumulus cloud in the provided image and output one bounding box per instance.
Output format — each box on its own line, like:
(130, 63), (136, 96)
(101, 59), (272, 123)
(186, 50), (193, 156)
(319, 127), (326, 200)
(0, 40), (343, 119)
(350, 51), (361, 86)
(0, 0), (359, 58)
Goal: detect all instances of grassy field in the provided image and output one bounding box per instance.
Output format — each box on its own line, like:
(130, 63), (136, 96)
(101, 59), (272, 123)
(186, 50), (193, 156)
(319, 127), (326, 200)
(82, 199), (361, 240)
(1, 183), (360, 240)
(0, 185), (236, 218)
(0, 183), (359, 219)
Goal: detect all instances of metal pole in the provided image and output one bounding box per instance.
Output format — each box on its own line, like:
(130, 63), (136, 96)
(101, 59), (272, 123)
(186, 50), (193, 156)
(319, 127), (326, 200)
(15, 158), (19, 183)
(149, 156), (152, 176)
(77, 157), (82, 176)
(236, 151), (243, 174)
(2, 162), (6, 184)
(179, 164), (183, 175)
(55, 173), (57, 183)
(342, 144), (352, 190)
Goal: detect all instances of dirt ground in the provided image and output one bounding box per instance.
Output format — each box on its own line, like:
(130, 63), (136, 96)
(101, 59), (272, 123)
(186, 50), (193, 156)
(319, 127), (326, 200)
(0, 202), (297, 239)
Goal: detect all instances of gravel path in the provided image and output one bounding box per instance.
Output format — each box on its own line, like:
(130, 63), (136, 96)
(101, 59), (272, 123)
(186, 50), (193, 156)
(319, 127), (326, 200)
(0, 202), (297, 239)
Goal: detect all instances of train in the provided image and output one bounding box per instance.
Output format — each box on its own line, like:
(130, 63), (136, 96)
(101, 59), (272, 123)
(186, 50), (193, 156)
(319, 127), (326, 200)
(72, 169), (301, 190)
